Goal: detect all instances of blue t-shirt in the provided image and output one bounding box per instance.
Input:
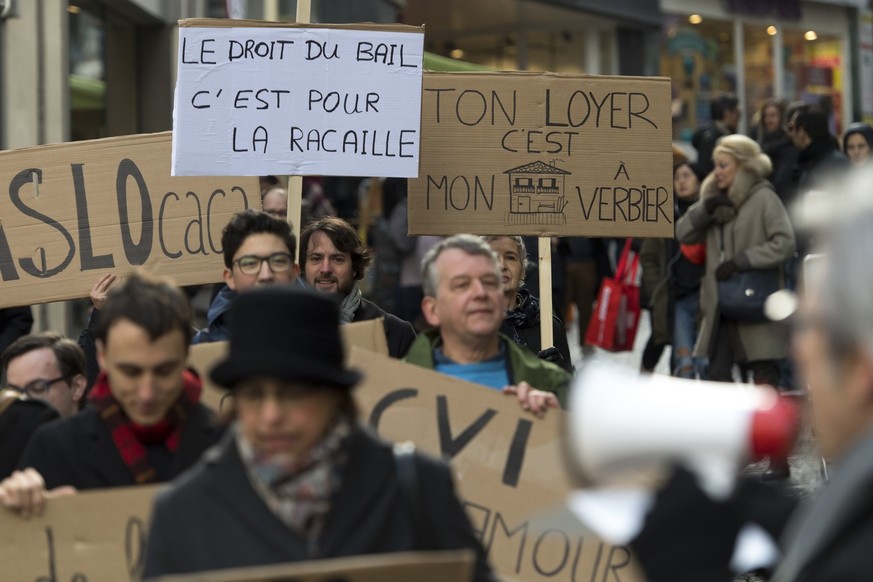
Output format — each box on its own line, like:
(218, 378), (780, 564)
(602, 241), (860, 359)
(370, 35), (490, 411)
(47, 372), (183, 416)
(433, 345), (509, 389)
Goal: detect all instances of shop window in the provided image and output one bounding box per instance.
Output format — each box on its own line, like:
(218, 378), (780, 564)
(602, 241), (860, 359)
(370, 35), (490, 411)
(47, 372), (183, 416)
(743, 23), (775, 131)
(783, 30), (843, 135)
(661, 16), (736, 141)
(69, 6), (107, 141)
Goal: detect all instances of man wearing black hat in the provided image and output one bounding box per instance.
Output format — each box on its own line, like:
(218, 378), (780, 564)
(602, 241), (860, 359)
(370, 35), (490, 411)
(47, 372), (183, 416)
(143, 287), (495, 581)
(300, 216), (416, 358)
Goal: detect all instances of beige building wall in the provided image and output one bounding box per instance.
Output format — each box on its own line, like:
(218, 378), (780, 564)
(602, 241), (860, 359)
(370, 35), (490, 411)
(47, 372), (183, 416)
(2, 1), (71, 336)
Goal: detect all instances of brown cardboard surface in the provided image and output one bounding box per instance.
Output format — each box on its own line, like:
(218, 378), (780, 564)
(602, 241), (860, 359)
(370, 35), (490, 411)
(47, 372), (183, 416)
(349, 347), (644, 582)
(0, 485), (470, 582)
(151, 550), (473, 582)
(0, 131), (259, 308)
(0, 484), (159, 581)
(191, 319), (389, 412)
(409, 71), (673, 237)
(0, 344), (641, 582)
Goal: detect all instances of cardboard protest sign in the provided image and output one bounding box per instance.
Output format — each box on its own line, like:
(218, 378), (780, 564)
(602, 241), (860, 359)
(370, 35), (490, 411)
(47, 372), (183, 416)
(173, 19), (424, 178)
(0, 131), (258, 308)
(409, 72), (673, 237)
(191, 318), (390, 412)
(349, 348), (644, 582)
(152, 550), (474, 582)
(0, 485), (158, 581)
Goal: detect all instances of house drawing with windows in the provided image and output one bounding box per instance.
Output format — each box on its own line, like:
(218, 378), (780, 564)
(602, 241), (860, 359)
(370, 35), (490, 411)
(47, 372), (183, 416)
(503, 160), (570, 225)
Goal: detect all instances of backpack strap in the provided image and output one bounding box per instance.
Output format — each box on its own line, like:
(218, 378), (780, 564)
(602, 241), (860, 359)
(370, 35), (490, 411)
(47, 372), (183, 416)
(393, 441), (436, 550)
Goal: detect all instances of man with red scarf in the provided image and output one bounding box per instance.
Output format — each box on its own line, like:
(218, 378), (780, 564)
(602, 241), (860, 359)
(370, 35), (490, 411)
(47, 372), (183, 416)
(0, 272), (223, 517)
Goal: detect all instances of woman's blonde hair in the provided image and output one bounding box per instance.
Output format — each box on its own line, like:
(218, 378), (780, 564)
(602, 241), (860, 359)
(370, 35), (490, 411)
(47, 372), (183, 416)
(713, 134), (772, 179)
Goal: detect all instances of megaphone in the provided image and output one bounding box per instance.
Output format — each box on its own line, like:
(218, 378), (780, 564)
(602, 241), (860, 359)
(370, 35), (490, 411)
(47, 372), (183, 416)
(565, 362), (799, 500)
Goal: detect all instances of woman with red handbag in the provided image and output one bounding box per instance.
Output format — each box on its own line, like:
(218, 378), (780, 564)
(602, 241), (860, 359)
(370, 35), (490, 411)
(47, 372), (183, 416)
(676, 135), (795, 387)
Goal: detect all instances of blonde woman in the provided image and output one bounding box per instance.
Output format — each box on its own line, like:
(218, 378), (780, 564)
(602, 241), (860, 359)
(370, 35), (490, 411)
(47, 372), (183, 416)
(676, 135), (795, 386)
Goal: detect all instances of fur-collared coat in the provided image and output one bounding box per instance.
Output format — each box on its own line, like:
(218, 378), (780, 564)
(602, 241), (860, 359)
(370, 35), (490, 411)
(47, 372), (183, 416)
(676, 170), (795, 361)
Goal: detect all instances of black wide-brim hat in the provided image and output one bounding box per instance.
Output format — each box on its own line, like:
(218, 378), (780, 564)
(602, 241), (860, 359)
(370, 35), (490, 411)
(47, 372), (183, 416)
(210, 286), (362, 389)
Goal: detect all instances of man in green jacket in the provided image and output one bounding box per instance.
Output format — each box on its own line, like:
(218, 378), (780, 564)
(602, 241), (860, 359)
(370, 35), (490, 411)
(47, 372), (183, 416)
(405, 235), (568, 415)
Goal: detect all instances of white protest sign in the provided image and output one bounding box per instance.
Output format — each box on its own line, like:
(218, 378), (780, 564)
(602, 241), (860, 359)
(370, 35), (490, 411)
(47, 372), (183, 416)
(173, 20), (424, 178)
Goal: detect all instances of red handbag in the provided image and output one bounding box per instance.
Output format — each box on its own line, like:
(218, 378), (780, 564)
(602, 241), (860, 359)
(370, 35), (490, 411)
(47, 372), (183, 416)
(585, 239), (641, 352)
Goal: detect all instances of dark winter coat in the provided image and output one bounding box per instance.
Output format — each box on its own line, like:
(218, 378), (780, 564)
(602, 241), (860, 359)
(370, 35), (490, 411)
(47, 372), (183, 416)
(759, 130), (799, 201)
(354, 298), (416, 359)
(773, 427), (873, 581)
(692, 122), (731, 176)
(639, 198), (704, 347)
(143, 427), (495, 581)
(676, 172), (795, 361)
(18, 403), (223, 490)
(192, 285), (236, 344)
(0, 396), (58, 479)
(499, 288), (573, 372)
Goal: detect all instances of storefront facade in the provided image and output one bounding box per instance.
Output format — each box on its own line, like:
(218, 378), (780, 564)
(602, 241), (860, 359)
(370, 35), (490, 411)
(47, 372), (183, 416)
(400, 0), (662, 76)
(661, 0), (861, 141)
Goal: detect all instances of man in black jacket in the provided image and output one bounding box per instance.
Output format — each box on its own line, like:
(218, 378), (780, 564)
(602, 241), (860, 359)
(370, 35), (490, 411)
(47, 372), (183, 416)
(692, 93), (740, 176)
(0, 272), (222, 517)
(300, 216), (415, 358)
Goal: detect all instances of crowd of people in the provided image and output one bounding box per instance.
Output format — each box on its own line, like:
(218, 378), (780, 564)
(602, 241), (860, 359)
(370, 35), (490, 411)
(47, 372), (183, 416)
(0, 91), (870, 579)
(0, 177), (571, 579)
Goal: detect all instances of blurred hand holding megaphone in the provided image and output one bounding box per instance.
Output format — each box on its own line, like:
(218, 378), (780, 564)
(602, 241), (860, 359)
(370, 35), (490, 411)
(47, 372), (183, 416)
(565, 361), (799, 553)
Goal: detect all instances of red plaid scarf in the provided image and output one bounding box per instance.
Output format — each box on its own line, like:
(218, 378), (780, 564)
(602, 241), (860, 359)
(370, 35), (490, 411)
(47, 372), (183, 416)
(89, 369), (202, 484)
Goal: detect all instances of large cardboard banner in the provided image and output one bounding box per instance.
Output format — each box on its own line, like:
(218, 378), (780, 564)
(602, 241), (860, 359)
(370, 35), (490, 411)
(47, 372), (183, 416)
(152, 550), (474, 581)
(0, 485), (159, 581)
(173, 19), (424, 178)
(348, 348), (644, 582)
(185, 342), (643, 581)
(409, 72), (673, 237)
(0, 485), (471, 582)
(0, 132), (258, 308)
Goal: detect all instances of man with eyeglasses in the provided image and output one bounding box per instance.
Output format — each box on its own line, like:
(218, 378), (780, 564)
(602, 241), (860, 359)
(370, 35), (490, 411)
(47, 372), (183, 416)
(193, 209), (299, 344)
(0, 272), (223, 517)
(300, 216), (415, 358)
(3, 333), (87, 419)
(0, 334), (86, 479)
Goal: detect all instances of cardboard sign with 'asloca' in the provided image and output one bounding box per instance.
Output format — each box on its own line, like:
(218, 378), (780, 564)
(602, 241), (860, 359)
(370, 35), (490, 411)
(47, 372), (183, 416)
(348, 348), (644, 582)
(408, 72), (673, 238)
(0, 131), (259, 308)
(173, 19), (424, 178)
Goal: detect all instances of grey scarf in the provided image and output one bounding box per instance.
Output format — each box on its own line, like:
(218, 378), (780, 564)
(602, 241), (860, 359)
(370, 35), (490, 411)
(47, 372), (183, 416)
(338, 283), (362, 323)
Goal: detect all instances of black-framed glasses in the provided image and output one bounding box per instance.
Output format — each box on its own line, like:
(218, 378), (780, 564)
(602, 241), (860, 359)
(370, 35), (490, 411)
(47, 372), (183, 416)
(7, 376), (66, 398)
(233, 252), (294, 276)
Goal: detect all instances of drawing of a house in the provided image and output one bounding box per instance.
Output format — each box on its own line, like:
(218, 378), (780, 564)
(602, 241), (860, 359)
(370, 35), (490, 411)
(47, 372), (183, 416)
(504, 160), (570, 215)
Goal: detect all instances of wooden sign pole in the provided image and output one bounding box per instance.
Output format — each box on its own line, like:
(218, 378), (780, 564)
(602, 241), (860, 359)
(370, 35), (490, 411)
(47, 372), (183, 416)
(285, 0), (313, 245)
(538, 237), (554, 350)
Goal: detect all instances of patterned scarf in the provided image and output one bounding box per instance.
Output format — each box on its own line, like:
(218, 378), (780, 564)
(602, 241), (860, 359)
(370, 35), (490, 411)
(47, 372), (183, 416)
(338, 283), (363, 323)
(237, 415), (352, 544)
(88, 369), (202, 484)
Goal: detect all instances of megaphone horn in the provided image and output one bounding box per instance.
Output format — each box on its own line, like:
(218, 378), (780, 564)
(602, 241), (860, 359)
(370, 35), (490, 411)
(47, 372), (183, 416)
(565, 362), (799, 500)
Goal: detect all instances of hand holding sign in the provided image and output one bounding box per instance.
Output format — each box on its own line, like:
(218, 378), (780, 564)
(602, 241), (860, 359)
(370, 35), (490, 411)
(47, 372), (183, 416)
(90, 273), (118, 311)
(0, 468), (76, 519)
(502, 381), (559, 417)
